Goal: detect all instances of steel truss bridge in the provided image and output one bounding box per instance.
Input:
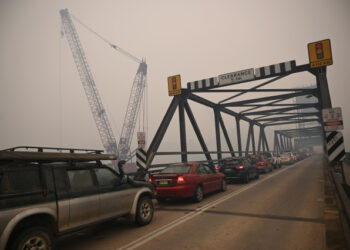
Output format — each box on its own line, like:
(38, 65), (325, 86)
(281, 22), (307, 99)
(143, 60), (331, 168)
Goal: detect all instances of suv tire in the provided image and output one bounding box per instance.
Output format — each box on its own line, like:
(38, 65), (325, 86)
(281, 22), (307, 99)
(11, 226), (53, 250)
(136, 196), (154, 226)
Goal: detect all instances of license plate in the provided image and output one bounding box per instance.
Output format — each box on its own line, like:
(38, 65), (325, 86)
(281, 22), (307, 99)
(158, 180), (169, 185)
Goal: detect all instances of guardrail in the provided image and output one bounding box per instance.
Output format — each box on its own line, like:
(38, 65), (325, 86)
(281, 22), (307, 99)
(330, 162), (350, 247)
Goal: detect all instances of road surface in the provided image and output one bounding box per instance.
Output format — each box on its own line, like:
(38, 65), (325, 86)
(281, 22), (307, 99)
(57, 155), (326, 250)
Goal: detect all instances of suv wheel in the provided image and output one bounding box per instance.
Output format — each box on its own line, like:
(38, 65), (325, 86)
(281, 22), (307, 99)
(12, 226), (53, 250)
(136, 196), (154, 226)
(193, 186), (203, 202)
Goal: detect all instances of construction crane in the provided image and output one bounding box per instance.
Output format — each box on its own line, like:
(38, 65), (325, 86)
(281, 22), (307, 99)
(60, 8), (147, 162)
(60, 9), (118, 162)
(116, 59), (147, 161)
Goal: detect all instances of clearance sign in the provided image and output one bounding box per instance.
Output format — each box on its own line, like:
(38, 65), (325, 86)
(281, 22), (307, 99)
(308, 39), (333, 68)
(168, 75), (181, 96)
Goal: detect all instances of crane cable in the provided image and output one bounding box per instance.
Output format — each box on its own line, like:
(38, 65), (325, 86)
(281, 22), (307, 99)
(71, 14), (112, 47)
(58, 24), (63, 147)
(71, 14), (141, 63)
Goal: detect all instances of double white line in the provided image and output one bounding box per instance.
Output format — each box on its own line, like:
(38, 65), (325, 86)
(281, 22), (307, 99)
(118, 161), (301, 250)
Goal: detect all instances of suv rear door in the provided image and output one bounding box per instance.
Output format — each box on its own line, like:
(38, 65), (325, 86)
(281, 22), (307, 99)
(93, 167), (136, 220)
(66, 167), (100, 229)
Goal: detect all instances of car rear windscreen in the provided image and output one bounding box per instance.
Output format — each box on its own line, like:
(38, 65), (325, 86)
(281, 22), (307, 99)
(160, 165), (191, 174)
(248, 157), (259, 163)
(223, 159), (242, 166)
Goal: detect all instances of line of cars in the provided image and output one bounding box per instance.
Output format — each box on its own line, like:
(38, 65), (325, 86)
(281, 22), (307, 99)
(148, 151), (310, 203)
(0, 146), (311, 250)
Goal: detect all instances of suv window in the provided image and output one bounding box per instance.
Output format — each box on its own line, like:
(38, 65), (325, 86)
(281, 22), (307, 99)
(95, 168), (121, 187)
(0, 166), (42, 195)
(67, 169), (95, 193)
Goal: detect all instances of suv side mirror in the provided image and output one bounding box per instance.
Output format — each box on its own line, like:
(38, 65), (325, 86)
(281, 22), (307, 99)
(118, 160), (126, 168)
(118, 160), (126, 177)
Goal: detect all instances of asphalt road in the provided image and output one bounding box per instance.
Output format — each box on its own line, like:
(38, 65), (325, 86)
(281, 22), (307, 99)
(57, 155), (326, 250)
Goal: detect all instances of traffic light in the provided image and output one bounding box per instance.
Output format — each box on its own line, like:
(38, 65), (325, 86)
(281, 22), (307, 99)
(172, 77), (177, 90)
(315, 42), (324, 59)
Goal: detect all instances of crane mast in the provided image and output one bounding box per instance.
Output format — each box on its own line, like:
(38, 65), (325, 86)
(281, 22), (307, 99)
(60, 9), (118, 159)
(117, 61), (147, 160)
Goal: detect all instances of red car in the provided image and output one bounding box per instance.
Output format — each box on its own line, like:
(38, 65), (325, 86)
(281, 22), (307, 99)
(149, 163), (226, 202)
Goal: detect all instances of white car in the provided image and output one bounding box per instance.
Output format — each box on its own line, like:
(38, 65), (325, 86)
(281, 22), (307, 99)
(280, 152), (295, 165)
(262, 152), (281, 169)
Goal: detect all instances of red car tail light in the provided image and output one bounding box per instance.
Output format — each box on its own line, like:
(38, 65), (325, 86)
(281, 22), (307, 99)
(148, 177), (153, 183)
(256, 161), (265, 166)
(235, 165), (244, 170)
(177, 176), (185, 184)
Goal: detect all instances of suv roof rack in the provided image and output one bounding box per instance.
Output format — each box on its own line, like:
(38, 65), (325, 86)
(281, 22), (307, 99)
(0, 146), (117, 162)
(3, 146), (104, 154)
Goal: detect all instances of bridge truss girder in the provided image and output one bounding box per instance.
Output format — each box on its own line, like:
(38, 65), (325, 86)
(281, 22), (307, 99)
(145, 62), (328, 167)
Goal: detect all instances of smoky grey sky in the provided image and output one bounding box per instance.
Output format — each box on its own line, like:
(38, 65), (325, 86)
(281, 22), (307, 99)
(1, 0), (350, 162)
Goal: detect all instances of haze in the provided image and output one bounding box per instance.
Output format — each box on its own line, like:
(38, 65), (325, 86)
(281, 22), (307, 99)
(1, 0), (350, 163)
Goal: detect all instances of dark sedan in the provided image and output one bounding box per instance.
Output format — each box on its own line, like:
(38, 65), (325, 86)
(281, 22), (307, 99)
(219, 157), (259, 183)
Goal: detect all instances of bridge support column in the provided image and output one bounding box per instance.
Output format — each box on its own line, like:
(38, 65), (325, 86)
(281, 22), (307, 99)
(184, 101), (212, 163)
(179, 98), (187, 163)
(251, 123), (256, 154)
(258, 127), (263, 153)
(262, 127), (269, 152)
(217, 111), (235, 157)
(146, 95), (181, 167)
(214, 108), (222, 161)
(236, 117), (242, 156)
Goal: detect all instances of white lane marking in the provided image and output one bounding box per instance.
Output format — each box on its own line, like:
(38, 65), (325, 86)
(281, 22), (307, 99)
(117, 160), (306, 250)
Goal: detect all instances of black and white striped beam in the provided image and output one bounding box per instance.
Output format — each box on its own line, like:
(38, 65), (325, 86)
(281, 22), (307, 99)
(255, 60), (296, 79)
(187, 77), (218, 91)
(326, 131), (345, 163)
(136, 148), (147, 170)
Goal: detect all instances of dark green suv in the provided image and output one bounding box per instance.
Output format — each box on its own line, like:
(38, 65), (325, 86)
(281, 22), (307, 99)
(0, 146), (154, 250)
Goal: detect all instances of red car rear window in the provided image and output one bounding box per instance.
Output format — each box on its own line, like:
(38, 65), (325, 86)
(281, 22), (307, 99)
(160, 165), (192, 174)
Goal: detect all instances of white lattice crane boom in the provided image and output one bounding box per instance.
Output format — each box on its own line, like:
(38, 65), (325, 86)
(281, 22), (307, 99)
(60, 8), (118, 159)
(60, 8), (147, 162)
(117, 61), (147, 160)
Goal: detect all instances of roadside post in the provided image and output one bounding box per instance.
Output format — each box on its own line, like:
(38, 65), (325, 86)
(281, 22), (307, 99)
(323, 108), (347, 184)
(309, 39), (347, 185)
